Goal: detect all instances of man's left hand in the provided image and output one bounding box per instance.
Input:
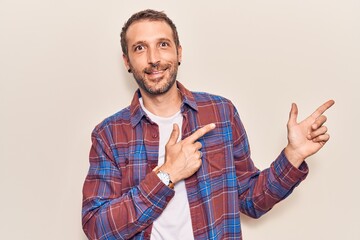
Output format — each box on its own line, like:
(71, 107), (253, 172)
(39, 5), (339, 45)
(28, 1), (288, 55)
(284, 100), (335, 168)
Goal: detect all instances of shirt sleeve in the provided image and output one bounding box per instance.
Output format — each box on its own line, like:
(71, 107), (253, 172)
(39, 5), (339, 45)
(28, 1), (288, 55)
(82, 129), (174, 239)
(231, 104), (308, 219)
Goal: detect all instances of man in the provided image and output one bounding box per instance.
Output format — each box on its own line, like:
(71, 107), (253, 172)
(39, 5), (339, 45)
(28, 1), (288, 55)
(82, 9), (334, 240)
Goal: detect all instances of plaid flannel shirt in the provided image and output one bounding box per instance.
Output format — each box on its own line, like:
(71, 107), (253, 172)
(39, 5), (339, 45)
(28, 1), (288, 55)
(82, 81), (308, 239)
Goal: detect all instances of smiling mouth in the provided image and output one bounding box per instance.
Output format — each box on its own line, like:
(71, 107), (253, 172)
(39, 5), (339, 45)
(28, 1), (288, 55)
(145, 71), (167, 82)
(144, 67), (168, 75)
(144, 67), (169, 81)
(144, 62), (171, 75)
(147, 70), (165, 75)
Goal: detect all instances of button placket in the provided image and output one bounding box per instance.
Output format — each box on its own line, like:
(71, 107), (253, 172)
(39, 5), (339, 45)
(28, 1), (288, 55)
(150, 124), (159, 139)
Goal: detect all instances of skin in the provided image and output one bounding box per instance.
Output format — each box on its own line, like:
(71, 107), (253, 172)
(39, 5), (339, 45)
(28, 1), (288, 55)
(123, 20), (182, 117)
(123, 19), (335, 184)
(284, 100), (335, 168)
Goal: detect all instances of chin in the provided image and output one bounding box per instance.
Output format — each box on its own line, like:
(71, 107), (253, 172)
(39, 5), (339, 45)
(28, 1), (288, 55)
(145, 79), (175, 95)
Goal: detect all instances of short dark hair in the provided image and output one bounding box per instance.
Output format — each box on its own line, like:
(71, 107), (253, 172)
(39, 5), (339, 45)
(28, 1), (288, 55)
(120, 9), (180, 57)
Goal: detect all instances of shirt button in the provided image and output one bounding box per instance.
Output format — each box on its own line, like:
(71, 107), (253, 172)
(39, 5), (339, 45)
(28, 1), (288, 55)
(151, 132), (158, 138)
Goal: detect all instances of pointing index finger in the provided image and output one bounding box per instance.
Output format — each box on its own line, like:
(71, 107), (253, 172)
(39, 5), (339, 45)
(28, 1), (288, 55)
(186, 123), (216, 143)
(311, 100), (335, 119)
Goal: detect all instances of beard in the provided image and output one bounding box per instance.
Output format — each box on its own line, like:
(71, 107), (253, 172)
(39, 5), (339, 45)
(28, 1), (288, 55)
(129, 61), (178, 95)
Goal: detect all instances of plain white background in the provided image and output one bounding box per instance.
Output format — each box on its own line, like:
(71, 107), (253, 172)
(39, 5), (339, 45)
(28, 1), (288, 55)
(1, 0), (359, 239)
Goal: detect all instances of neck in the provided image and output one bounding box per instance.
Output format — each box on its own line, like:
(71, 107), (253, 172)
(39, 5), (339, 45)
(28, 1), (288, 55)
(140, 83), (182, 117)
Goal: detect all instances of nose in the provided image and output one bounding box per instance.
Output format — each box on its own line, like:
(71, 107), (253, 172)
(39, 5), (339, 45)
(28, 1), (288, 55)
(147, 47), (160, 66)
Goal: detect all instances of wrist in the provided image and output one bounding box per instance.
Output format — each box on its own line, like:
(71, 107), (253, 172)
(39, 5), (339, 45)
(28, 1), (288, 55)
(158, 163), (181, 184)
(153, 166), (175, 189)
(284, 145), (305, 168)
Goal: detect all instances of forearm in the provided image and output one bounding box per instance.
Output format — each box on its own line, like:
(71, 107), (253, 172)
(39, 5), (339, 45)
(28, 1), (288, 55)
(82, 130), (175, 239)
(82, 171), (174, 239)
(238, 150), (308, 218)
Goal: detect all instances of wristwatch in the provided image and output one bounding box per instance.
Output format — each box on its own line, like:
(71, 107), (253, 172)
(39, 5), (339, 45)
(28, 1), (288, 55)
(156, 170), (175, 189)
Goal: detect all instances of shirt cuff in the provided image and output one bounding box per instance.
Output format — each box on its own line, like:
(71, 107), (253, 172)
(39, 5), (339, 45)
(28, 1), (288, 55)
(272, 150), (309, 189)
(139, 171), (175, 210)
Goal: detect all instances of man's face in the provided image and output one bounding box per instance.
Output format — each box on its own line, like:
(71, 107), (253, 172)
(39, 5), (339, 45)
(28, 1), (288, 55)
(123, 20), (182, 95)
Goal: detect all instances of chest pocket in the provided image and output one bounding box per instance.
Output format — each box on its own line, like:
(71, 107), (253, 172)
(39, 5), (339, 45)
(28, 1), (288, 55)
(199, 122), (231, 179)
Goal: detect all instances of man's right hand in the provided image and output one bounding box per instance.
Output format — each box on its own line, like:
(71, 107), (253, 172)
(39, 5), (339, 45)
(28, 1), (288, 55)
(159, 123), (216, 184)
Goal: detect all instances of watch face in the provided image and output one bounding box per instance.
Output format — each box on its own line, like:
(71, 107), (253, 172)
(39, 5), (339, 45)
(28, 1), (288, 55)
(157, 171), (170, 185)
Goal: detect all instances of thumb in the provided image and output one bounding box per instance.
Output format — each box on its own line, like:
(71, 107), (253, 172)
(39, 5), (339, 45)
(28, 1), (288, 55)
(288, 103), (298, 127)
(167, 123), (180, 145)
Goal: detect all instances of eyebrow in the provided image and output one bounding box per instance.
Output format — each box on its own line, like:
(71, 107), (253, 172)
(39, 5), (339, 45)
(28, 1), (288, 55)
(158, 37), (172, 43)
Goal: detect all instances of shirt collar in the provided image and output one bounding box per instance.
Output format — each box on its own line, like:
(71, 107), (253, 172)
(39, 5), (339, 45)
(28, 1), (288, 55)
(130, 81), (198, 127)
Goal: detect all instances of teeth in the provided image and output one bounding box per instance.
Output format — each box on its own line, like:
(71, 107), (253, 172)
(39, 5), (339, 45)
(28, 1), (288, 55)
(145, 68), (167, 74)
(151, 71), (163, 74)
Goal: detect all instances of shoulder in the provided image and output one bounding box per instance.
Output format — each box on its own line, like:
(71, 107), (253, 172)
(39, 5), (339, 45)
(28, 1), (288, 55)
(92, 106), (132, 135)
(190, 91), (240, 124)
(191, 91), (235, 109)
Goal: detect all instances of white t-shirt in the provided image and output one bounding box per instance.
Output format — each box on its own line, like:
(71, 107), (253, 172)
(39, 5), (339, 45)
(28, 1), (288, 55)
(139, 98), (195, 240)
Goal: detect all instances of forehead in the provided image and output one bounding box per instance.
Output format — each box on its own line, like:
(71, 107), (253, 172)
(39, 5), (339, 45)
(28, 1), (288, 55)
(126, 20), (174, 45)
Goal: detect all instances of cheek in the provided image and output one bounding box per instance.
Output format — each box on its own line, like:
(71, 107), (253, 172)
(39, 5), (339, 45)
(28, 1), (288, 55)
(157, 48), (178, 60)
(164, 52), (179, 62)
(129, 56), (147, 70)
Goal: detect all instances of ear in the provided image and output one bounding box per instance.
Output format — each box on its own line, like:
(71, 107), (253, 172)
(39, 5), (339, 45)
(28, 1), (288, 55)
(122, 54), (130, 71)
(177, 45), (182, 63)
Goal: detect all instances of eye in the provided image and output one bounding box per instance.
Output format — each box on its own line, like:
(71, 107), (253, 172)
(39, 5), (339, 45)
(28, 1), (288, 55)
(160, 42), (169, 47)
(134, 45), (144, 52)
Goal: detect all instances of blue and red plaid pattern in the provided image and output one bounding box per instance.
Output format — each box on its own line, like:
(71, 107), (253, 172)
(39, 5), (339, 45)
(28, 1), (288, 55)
(82, 81), (308, 239)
